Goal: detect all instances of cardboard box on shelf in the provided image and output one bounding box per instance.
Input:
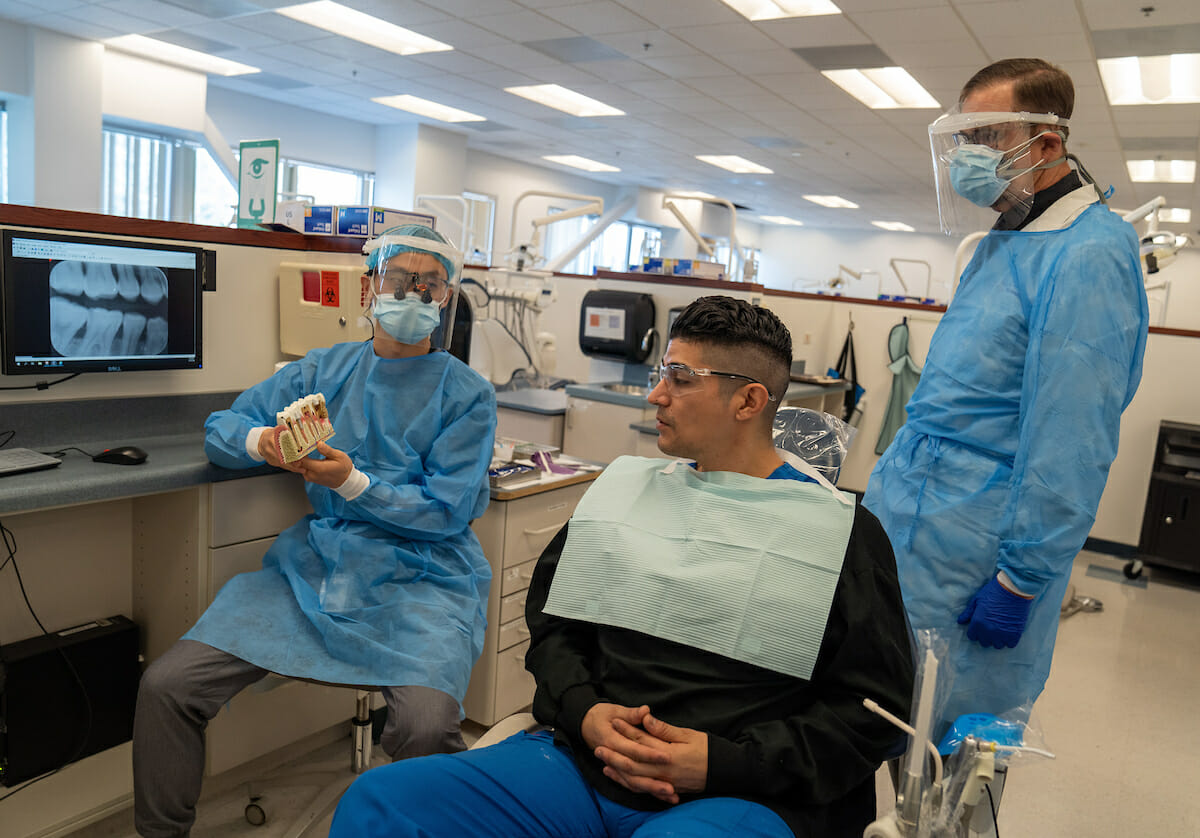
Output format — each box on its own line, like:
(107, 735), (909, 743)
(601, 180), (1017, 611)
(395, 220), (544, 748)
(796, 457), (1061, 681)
(277, 201), (335, 235)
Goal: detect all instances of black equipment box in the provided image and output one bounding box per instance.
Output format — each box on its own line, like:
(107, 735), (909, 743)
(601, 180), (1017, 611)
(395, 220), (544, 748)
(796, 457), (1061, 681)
(0, 615), (139, 787)
(1137, 420), (1200, 576)
(578, 290), (656, 363)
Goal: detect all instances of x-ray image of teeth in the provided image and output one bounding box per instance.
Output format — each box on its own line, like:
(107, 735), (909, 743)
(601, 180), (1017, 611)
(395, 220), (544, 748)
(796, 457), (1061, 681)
(49, 261), (170, 358)
(50, 261), (168, 305)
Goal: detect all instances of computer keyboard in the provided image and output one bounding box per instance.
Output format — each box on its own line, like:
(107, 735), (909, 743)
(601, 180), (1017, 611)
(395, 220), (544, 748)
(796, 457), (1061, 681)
(0, 447), (63, 477)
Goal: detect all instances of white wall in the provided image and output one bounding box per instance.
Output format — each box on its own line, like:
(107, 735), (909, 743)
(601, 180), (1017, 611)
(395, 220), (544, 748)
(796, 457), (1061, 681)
(206, 86), (376, 174)
(758, 224), (963, 302)
(102, 52), (207, 136)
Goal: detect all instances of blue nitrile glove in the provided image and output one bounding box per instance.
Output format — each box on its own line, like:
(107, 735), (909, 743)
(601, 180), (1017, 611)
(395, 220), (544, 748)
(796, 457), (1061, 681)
(957, 575), (1034, 649)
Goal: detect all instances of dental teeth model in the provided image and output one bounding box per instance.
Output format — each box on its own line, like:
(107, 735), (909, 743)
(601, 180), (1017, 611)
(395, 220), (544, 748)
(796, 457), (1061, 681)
(273, 393), (335, 463)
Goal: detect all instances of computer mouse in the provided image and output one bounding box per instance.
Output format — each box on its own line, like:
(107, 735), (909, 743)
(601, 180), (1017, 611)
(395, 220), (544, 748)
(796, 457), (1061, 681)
(93, 445), (149, 466)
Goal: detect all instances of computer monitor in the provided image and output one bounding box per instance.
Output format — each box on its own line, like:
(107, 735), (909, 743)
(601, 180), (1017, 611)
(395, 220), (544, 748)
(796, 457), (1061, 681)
(0, 229), (203, 375)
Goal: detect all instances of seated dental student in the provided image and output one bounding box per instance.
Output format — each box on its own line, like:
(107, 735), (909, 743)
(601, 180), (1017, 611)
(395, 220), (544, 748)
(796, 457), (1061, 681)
(131, 226), (496, 838)
(328, 295), (914, 838)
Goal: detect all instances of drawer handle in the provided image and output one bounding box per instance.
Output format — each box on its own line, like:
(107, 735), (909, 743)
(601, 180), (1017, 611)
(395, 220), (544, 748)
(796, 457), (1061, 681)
(523, 521), (568, 536)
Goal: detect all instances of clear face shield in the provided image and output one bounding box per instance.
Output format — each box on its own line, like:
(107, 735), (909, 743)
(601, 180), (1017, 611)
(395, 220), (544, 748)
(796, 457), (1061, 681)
(929, 109), (1070, 235)
(362, 231), (464, 351)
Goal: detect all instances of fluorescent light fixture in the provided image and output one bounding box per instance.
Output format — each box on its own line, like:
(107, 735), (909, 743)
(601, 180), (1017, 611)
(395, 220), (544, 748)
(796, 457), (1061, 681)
(718, 0), (841, 21)
(803, 194), (858, 208)
(372, 94), (485, 123)
(1160, 208), (1192, 223)
(872, 220), (914, 232)
(822, 67), (939, 109)
(1127, 159), (1196, 183)
(696, 155), (774, 174)
(504, 84), (624, 117)
(1097, 54), (1200, 105)
(669, 191), (715, 199)
(104, 35), (260, 76)
(761, 215), (804, 225)
(277, 1), (452, 56)
(543, 154), (620, 173)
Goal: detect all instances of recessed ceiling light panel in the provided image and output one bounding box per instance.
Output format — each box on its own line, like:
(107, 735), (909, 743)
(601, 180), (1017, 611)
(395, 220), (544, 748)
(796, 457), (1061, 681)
(718, 0), (841, 21)
(1127, 159), (1196, 183)
(104, 34), (260, 76)
(696, 155), (774, 174)
(822, 67), (939, 109)
(1097, 54), (1200, 105)
(372, 95), (485, 123)
(871, 221), (914, 232)
(504, 84), (624, 117)
(1160, 208), (1192, 223)
(277, 1), (452, 56)
(761, 215), (804, 225)
(543, 154), (621, 172)
(803, 194), (858, 208)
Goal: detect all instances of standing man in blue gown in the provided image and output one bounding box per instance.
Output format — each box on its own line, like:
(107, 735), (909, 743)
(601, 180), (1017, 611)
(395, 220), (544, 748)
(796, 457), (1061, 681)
(864, 56), (1148, 783)
(131, 225), (496, 838)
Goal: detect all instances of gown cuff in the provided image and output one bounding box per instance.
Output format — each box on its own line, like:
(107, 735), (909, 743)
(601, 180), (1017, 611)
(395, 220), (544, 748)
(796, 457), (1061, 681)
(335, 467), (370, 500)
(996, 569), (1035, 598)
(246, 427), (270, 461)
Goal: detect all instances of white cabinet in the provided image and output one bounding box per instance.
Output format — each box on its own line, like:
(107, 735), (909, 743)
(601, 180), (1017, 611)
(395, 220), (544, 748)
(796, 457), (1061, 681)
(497, 405), (564, 450)
(463, 478), (592, 725)
(562, 397), (655, 464)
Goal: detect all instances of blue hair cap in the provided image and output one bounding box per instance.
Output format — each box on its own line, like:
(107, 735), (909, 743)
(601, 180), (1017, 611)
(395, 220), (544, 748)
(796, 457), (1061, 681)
(365, 224), (456, 280)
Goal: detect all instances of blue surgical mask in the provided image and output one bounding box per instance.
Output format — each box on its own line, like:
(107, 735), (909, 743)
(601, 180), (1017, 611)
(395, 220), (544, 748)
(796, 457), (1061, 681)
(949, 144), (1010, 207)
(373, 293), (442, 344)
(950, 131), (1062, 208)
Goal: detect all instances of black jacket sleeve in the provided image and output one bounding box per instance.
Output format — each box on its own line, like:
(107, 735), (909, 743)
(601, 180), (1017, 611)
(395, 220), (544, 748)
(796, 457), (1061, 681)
(523, 523), (604, 744)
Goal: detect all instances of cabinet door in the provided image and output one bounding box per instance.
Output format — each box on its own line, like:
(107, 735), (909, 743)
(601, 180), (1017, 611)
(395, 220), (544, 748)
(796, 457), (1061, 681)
(209, 473), (311, 548)
(563, 398), (653, 463)
(1147, 480), (1200, 572)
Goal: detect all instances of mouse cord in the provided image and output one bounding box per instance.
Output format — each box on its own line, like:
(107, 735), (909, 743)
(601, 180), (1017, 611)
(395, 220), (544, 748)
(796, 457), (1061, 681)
(0, 518), (95, 801)
(0, 373), (80, 391)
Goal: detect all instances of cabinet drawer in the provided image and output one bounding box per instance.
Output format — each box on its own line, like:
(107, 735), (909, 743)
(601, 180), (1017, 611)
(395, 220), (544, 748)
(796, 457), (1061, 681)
(209, 473), (311, 547)
(494, 639), (536, 720)
(501, 483), (588, 568)
(208, 537), (277, 605)
(500, 557), (538, 597)
(497, 616), (531, 651)
(500, 588), (528, 625)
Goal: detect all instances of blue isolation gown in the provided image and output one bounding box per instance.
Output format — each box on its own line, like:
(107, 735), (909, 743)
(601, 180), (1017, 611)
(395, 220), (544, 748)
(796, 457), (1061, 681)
(863, 188), (1148, 732)
(188, 341), (497, 705)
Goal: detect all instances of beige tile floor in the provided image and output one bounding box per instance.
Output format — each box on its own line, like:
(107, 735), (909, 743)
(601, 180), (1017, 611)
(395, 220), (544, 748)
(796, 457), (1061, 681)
(77, 550), (1200, 838)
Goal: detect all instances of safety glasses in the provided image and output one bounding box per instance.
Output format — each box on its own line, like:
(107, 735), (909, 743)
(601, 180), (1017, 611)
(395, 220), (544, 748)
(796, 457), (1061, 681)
(651, 361), (776, 401)
(376, 271), (449, 304)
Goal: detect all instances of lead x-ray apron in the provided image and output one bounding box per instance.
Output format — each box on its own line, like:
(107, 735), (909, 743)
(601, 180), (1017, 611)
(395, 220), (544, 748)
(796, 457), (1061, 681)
(544, 456), (855, 680)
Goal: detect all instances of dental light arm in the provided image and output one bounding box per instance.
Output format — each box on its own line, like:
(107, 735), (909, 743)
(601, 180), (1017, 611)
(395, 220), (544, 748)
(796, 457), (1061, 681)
(889, 258), (932, 298)
(663, 193), (744, 279)
(509, 190), (604, 269)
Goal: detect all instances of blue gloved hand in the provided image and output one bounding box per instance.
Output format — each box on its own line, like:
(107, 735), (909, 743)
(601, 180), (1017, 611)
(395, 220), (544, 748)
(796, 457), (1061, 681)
(957, 575), (1033, 649)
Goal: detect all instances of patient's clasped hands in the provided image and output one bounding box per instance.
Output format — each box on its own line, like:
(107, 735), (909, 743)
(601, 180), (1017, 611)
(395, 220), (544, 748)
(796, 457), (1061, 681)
(583, 702), (708, 805)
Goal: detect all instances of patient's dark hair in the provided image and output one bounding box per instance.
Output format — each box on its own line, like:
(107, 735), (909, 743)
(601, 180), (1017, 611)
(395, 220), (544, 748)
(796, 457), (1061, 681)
(669, 295), (792, 408)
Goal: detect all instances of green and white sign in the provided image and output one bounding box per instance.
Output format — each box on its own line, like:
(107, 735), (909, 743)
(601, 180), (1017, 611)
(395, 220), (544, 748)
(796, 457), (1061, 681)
(237, 139), (280, 229)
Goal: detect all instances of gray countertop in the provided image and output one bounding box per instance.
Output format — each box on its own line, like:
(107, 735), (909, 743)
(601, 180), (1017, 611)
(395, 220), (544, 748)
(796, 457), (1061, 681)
(494, 388), (568, 415)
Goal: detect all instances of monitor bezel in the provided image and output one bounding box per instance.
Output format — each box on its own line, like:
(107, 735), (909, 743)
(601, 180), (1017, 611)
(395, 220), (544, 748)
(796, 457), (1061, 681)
(0, 228), (204, 376)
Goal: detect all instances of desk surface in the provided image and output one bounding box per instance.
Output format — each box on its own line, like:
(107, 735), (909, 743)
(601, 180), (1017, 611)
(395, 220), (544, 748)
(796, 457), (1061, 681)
(0, 433), (276, 515)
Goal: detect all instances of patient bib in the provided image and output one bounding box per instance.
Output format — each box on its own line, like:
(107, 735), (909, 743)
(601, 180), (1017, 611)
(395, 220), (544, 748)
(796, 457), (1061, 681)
(543, 456), (855, 680)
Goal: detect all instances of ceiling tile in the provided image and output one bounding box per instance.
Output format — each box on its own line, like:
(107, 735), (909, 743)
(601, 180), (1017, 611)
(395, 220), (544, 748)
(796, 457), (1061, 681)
(26, 12), (124, 38)
(668, 21), (779, 54)
(98, 0), (213, 28)
(410, 19), (512, 49)
(474, 9), (575, 41)
(572, 58), (666, 82)
(881, 40), (987, 70)
(640, 54), (734, 79)
(594, 29), (698, 59)
(754, 16), (872, 49)
(472, 42), (564, 69)
(849, 6), (973, 45)
(540, 0), (654, 35)
(614, 0), (741, 29)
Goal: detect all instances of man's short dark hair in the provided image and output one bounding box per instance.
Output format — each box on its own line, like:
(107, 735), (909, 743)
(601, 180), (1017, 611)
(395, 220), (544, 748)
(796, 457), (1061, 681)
(669, 295), (792, 406)
(960, 58), (1074, 140)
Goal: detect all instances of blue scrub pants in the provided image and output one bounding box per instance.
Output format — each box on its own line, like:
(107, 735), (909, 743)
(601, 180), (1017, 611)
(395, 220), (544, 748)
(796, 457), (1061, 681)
(329, 730), (793, 838)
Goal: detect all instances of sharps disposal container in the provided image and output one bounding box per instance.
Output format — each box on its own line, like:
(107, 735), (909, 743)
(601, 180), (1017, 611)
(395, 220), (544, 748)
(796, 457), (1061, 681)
(578, 290), (656, 363)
